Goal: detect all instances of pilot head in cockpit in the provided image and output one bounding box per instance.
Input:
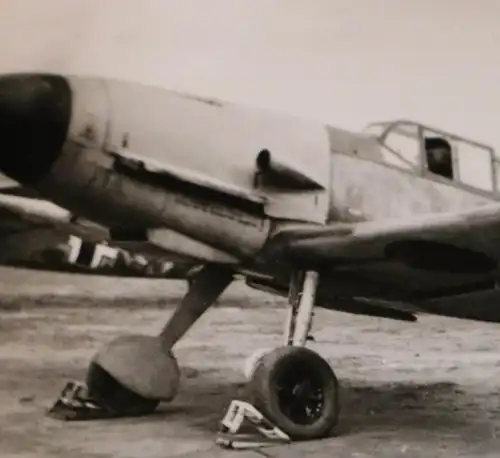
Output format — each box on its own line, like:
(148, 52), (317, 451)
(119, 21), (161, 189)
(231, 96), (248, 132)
(425, 137), (453, 179)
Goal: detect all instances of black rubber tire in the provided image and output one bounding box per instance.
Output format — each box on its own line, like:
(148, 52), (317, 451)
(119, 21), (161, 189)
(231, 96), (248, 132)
(247, 346), (340, 440)
(86, 362), (159, 416)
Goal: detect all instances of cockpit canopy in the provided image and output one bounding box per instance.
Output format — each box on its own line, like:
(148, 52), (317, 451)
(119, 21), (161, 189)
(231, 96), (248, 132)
(362, 120), (499, 194)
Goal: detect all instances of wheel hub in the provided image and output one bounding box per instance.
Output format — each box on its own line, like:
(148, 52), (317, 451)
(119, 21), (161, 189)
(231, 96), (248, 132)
(276, 369), (325, 425)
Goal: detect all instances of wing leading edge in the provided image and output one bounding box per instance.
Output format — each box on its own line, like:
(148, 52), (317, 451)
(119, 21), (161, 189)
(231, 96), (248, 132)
(263, 203), (500, 320)
(271, 203), (500, 275)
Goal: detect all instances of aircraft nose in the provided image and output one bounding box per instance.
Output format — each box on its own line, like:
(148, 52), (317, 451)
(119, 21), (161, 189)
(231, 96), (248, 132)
(0, 73), (72, 185)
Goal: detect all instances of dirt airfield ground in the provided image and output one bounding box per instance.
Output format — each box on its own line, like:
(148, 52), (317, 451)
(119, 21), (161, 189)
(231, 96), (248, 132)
(1, 268), (500, 458)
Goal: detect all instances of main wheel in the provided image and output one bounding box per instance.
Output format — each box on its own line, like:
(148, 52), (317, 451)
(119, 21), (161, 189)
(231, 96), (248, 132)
(86, 362), (160, 416)
(85, 334), (181, 417)
(247, 346), (340, 440)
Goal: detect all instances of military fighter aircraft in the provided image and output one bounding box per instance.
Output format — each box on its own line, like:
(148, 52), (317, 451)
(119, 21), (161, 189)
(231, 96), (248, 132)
(1, 72), (500, 440)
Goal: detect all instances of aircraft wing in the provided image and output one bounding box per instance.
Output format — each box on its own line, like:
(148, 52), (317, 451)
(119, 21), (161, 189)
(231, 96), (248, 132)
(268, 203), (500, 302)
(0, 187), (199, 279)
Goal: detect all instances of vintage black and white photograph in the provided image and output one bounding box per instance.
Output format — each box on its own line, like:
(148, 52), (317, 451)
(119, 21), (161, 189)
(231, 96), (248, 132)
(1, 1), (500, 457)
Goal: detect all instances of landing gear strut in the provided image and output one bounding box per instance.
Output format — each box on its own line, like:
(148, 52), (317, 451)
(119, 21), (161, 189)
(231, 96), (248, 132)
(78, 264), (234, 418)
(246, 270), (340, 440)
(49, 265), (339, 441)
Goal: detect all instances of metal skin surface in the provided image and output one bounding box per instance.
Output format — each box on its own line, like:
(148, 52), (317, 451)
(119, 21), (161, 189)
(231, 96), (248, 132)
(1, 73), (500, 321)
(7, 72), (500, 438)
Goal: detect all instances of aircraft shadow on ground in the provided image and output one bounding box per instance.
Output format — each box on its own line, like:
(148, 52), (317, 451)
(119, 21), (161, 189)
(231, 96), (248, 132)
(37, 368), (484, 439)
(337, 380), (472, 435)
(41, 368), (247, 430)
(152, 373), (478, 437)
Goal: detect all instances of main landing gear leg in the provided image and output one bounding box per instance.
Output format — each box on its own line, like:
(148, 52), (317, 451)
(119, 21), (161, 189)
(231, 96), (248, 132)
(246, 270), (340, 440)
(60, 264), (234, 419)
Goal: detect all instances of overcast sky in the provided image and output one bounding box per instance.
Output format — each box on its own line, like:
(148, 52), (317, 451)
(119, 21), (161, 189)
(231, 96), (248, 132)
(1, 0), (500, 149)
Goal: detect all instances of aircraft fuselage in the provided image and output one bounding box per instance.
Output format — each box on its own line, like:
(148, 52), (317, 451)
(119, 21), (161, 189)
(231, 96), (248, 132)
(0, 73), (498, 311)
